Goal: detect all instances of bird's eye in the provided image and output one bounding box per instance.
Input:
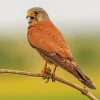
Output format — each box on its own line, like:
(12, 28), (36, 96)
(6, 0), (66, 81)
(35, 11), (38, 14)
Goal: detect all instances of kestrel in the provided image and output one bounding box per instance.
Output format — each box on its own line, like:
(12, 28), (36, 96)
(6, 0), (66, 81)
(26, 7), (96, 89)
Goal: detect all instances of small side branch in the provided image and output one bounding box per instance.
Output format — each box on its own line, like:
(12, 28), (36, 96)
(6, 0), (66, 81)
(0, 69), (98, 100)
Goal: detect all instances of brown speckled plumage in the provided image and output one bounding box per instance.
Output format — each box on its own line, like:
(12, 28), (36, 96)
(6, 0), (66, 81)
(27, 7), (96, 89)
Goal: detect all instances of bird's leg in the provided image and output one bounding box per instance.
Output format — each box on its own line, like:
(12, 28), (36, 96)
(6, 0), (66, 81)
(52, 65), (57, 74)
(51, 65), (57, 82)
(41, 61), (48, 75)
(41, 61), (51, 81)
(41, 63), (57, 83)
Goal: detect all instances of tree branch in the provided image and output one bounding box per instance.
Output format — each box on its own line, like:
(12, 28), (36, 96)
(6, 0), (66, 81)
(0, 68), (98, 100)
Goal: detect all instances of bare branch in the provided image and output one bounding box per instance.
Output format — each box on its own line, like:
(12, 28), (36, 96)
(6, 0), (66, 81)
(0, 68), (98, 100)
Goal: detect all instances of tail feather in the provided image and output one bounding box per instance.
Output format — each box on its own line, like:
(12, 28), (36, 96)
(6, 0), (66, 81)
(75, 67), (96, 89)
(56, 58), (96, 89)
(62, 59), (96, 89)
(52, 54), (96, 89)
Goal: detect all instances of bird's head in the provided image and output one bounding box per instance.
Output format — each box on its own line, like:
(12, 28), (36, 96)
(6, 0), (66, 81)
(26, 7), (49, 24)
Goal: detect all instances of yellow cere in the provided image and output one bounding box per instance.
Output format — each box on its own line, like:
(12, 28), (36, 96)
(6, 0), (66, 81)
(27, 10), (35, 17)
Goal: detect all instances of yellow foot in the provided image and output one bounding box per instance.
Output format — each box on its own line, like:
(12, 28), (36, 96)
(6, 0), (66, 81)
(41, 67), (51, 82)
(41, 68), (46, 75)
(41, 67), (56, 83)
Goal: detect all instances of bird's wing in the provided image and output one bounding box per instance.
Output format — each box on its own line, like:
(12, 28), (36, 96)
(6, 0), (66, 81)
(28, 20), (72, 58)
(28, 20), (95, 89)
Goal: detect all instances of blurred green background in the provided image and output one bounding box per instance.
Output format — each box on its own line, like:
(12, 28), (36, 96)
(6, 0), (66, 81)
(0, 0), (100, 100)
(0, 33), (100, 100)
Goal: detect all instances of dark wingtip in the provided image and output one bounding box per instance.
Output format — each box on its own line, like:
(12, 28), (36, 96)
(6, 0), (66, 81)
(86, 82), (96, 89)
(75, 67), (96, 89)
(91, 85), (96, 89)
(80, 79), (96, 89)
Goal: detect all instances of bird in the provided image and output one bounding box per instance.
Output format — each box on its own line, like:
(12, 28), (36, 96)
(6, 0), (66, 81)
(26, 7), (96, 89)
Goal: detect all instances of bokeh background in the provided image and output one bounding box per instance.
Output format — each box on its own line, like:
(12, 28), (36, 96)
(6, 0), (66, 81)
(0, 0), (100, 100)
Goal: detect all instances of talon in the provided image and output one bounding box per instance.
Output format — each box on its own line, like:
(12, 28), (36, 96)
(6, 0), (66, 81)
(40, 63), (57, 83)
(41, 69), (46, 75)
(42, 67), (52, 82)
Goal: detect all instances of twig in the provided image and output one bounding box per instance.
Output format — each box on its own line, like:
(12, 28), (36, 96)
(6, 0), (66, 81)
(0, 68), (98, 100)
